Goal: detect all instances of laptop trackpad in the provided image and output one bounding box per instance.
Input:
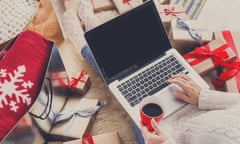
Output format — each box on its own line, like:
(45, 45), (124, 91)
(153, 84), (186, 117)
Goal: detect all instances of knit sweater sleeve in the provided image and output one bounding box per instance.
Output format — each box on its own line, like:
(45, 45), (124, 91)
(198, 89), (240, 110)
(163, 138), (176, 144)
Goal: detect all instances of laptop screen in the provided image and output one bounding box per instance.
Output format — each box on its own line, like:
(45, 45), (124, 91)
(85, 0), (171, 83)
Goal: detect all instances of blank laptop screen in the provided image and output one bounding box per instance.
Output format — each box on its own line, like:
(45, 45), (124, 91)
(85, 1), (171, 82)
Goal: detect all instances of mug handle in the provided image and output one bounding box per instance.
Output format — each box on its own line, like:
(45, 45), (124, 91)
(29, 77), (53, 120)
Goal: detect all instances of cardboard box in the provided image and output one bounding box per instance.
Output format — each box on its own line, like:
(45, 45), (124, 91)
(170, 0), (207, 19)
(184, 39), (236, 75)
(63, 132), (121, 144)
(50, 98), (99, 141)
(92, 0), (115, 12)
(214, 31), (240, 93)
(159, 4), (188, 31)
(112, 0), (142, 14)
(170, 19), (212, 54)
(68, 71), (91, 95)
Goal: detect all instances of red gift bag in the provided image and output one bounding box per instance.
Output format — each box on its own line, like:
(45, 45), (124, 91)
(0, 30), (53, 141)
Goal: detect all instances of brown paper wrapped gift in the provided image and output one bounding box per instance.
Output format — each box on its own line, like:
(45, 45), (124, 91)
(112, 0), (142, 14)
(6, 113), (34, 140)
(214, 31), (240, 93)
(50, 98), (99, 141)
(183, 39), (236, 75)
(159, 4), (188, 31)
(67, 70), (91, 95)
(170, 0), (207, 20)
(63, 132), (121, 144)
(170, 19), (212, 54)
(92, 0), (115, 12)
(30, 92), (68, 136)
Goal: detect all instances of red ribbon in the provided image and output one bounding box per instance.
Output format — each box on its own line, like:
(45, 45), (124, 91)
(213, 31), (240, 92)
(214, 60), (240, 86)
(82, 132), (94, 144)
(122, 0), (132, 8)
(68, 70), (87, 88)
(161, 7), (185, 17)
(183, 43), (230, 67)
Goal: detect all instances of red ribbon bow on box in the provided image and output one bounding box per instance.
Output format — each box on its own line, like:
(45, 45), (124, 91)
(183, 43), (230, 67)
(68, 70), (87, 88)
(161, 7), (185, 17)
(82, 132), (94, 144)
(213, 60), (240, 87)
(123, 0), (132, 8)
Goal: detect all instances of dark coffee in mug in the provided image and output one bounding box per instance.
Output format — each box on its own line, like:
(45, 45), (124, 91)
(142, 103), (163, 117)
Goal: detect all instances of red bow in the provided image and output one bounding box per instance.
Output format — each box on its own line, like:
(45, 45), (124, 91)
(82, 132), (94, 144)
(68, 70), (87, 88)
(213, 31), (240, 92)
(123, 0), (130, 3)
(214, 60), (240, 86)
(183, 43), (230, 67)
(122, 0), (132, 8)
(161, 7), (185, 16)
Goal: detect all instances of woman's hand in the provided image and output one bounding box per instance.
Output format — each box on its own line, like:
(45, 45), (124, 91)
(140, 119), (168, 144)
(168, 73), (201, 105)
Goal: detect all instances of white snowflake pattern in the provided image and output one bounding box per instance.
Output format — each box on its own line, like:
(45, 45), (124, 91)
(0, 65), (33, 112)
(0, 69), (7, 77)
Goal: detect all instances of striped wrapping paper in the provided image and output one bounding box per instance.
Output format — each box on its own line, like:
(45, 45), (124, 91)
(170, 0), (206, 19)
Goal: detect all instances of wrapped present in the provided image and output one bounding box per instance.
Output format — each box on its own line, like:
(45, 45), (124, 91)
(159, 4), (188, 31)
(30, 45), (69, 139)
(63, 132), (121, 144)
(50, 98), (99, 141)
(67, 70), (91, 95)
(30, 92), (68, 138)
(170, 18), (212, 53)
(5, 113), (34, 140)
(213, 31), (240, 93)
(92, 0), (115, 12)
(170, 0), (207, 19)
(48, 71), (69, 91)
(58, 41), (91, 95)
(112, 0), (142, 14)
(183, 39), (236, 75)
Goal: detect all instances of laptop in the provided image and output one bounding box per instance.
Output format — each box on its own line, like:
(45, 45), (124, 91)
(84, 0), (209, 125)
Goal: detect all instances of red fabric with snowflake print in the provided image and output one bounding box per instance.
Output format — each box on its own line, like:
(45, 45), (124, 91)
(0, 30), (53, 141)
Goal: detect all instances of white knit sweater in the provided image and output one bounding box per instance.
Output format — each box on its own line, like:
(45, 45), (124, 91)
(161, 89), (240, 144)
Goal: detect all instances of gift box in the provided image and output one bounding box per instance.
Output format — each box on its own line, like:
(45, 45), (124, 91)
(58, 41), (91, 95)
(112, 0), (142, 14)
(63, 132), (121, 144)
(50, 98), (99, 141)
(29, 45), (69, 140)
(92, 0), (115, 12)
(5, 113), (34, 141)
(214, 31), (240, 93)
(30, 92), (68, 139)
(159, 4), (188, 31)
(170, 18), (212, 54)
(67, 70), (91, 95)
(170, 0), (207, 20)
(183, 39), (236, 75)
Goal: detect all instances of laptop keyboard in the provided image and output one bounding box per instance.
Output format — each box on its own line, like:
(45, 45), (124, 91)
(117, 55), (188, 107)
